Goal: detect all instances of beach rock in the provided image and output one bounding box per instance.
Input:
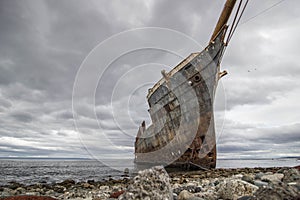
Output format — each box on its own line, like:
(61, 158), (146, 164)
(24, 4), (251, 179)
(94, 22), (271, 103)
(15, 187), (26, 194)
(110, 190), (125, 198)
(100, 185), (110, 191)
(7, 182), (23, 190)
(283, 168), (300, 183)
(196, 189), (217, 200)
(124, 168), (129, 174)
(242, 175), (254, 184)
(178, 190), (203, 200)
(255, 172), (265, 180)
(58, 179), (75, 188)
(178, 190), (193, 200)
(252, 183), (299, 200)
(52, 185), (65, 193)
(118, 166), (172, 200)
(1, 196), (58, 200)
(237, 196), (252, 200)
(253, 180), (268, 187)
(261, 173), (284, 183)
(217, 178), (259, 200)
(87, 179), (95, 184)
(82, 182), (92, 188)
(173, 185), (201, 195)
(25, 192), (40, 196)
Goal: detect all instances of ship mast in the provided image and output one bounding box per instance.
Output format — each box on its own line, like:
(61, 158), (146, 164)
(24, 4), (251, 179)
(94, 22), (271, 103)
(210, 0), (237, 42)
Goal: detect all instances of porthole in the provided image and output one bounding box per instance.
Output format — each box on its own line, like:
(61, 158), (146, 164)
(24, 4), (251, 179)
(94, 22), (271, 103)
(194, 75), (201, 82)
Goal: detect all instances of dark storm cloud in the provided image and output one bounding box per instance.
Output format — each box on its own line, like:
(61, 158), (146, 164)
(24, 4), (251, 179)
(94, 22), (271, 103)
(10, 111), (35, 123)
(0, 142), (83, 157)
(217, 120), (300, 158)
(0, 0), (299, 159)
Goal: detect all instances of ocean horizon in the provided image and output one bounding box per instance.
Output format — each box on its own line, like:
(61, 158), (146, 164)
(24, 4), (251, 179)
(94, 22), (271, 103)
(0, 157), (298, 186)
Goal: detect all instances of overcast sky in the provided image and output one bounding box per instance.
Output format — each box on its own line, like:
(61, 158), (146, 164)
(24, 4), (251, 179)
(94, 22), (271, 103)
(0, 0), (299, 162)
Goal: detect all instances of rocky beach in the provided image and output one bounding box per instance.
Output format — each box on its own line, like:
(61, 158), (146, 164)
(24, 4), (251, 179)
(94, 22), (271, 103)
(0, 166), (299, 200)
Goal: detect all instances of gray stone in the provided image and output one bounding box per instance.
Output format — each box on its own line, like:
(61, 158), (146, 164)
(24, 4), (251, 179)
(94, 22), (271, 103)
(237, 196), (253, 200)
(253, 183), (299, 200)
(178, 190), (194, 200)
(283, 168), (300, 183)
(99, 185), (109, 190)
(173, 185), (201, 195)
(255, 172), (265, 180)
(242, 175), (254, 184)
(187, 197), (204, 200)
(253, 180), (269, 187)
(217, 178), (259, 200)
(25, 192), (40, 196)
(82, 182), (92, 188)
(119, 166), (172, 200)
(124, 168), (129, 174)
(261, 173), (284, 183)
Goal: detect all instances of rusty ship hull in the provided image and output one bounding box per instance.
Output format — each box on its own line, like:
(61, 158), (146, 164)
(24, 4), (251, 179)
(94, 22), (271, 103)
(134, 0), (238, 170)
(134, 28), (226, 170)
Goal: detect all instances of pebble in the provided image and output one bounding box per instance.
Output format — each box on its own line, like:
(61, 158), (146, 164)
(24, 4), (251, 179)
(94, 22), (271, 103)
(0, 167), (298, 200)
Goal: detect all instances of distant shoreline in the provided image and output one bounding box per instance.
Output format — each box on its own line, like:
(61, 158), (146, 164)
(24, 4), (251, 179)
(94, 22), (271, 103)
(0, 157), (92, 160)
(0, 157), (298, 160)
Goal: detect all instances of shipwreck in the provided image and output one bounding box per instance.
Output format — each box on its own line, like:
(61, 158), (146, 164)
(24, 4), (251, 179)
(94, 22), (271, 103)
(134, 0), (248, 170)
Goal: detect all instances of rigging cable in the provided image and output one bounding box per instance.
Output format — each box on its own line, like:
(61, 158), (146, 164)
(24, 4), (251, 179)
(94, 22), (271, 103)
(226, 0), (249, 44)
(226, 0), (287, 44)
(226, 0), (243, 44)
(240, 0), (286, 25)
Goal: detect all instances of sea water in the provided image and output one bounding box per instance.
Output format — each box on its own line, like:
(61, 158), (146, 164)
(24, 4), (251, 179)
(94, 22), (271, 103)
(0, 158), (298, 186)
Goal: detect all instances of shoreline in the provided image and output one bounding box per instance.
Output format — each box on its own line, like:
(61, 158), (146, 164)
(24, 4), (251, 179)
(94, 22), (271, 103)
(0, 166), (299, 200)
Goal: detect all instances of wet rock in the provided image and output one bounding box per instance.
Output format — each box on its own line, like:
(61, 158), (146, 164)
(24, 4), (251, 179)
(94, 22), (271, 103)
(58, 179), (75, 188)
(124, 168), (129, 174)
(217, 178), (259, 200)
(261, 173), (284, 183)
(52, 185), (65, 193)
(7, 182), (23, 190)
(119, 166), (172, 200)
(253, 183), (299, 200)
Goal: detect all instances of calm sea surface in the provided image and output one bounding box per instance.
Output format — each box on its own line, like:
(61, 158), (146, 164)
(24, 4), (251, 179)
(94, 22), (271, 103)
(0, 158), (298, 186)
